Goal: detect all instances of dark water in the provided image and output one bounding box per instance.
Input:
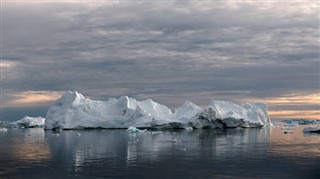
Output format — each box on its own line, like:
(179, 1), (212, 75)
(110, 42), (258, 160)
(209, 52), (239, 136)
(0, 126), (319, 179)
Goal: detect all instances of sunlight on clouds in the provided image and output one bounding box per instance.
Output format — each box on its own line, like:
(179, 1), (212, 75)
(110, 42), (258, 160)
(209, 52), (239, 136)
(269, 110), (320, 119)
(248, 92), (320, 119)
(266, 93), (320, 105)
(5, 91), (63, 107)
(0, 61), (16, 68)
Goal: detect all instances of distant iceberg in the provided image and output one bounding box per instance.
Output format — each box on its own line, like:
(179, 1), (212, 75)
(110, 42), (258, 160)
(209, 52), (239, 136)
(282, 119), (318, 125)
(0, 127), (8, 132)
(45, 91), (271, 130)
(303, 126), (320, 133)
(11, 116), (45, 128)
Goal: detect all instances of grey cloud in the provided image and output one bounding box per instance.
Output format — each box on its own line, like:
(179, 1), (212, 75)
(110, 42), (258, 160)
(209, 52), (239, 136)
(1, 1), (319, 120)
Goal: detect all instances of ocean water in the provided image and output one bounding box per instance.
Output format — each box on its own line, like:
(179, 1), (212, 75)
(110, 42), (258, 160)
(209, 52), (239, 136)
(0, 126), (319, 178)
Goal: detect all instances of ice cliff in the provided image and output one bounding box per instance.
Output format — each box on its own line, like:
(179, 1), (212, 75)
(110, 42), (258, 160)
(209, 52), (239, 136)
(45, 91), (271, 130)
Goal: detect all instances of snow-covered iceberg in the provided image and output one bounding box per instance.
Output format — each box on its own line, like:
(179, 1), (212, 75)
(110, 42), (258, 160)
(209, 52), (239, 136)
(11, 116), (45, 128)
(45, 91), (271, 130)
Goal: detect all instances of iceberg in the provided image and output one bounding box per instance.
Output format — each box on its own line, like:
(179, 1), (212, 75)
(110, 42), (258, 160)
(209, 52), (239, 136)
(126, 126), (146, 133)
(11, 116), (45, 128)
(0, 127), (8, 132)
(303, 126), (320, 133)
(45, 91), (271, 130)
(185, 127), (193, 131)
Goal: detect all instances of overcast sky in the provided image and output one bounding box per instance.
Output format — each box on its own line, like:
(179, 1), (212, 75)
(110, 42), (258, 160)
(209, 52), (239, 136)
(1, 0), (319, 121)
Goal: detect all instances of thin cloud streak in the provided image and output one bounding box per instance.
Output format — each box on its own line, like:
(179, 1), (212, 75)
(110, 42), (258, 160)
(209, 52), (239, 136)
(4, 91), (64, 108)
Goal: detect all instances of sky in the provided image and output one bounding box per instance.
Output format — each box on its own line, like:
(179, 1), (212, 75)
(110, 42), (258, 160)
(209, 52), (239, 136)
(0, 0), (319, 121)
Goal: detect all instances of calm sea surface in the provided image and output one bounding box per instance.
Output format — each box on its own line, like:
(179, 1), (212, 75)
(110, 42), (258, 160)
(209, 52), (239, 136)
(0, 126), (319, 178)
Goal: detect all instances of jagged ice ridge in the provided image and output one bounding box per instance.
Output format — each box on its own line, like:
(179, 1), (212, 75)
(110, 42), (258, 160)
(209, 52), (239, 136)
(45, 91), (271, 130)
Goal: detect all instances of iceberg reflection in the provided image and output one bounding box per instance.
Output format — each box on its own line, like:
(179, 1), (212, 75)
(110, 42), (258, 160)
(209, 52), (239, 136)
(44, 128), (272, 172)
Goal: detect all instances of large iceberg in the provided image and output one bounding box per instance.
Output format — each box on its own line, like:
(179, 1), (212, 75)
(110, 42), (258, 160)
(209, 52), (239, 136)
(11, 116), (45, 128)
(45, 91), (271, 130)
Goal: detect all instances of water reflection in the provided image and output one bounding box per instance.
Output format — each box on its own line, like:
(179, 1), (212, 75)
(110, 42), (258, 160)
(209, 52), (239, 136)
(44, 128), (273, 171)
(269, 125), (320, 157)
(0, 126), (319, 178)
(0, 128), (50, 160)
(0, 128), (51, 177)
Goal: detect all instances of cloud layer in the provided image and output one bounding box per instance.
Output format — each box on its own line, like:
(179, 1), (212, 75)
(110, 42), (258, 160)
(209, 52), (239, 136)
(1, 1), (319, 120)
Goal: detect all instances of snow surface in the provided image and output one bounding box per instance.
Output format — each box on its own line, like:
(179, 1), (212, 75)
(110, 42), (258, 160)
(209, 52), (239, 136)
(45, 91), (271, 130)
(11, 116), (45, 128)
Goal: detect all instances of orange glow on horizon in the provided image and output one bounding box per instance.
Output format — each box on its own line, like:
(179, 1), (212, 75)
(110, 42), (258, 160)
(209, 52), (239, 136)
(269, 110), (320, 119)
(239, 92), (319, 119)
(264, 93), (320, 105)
(0, 61), (16, 68)
(265, 93), (319, 119)
(5, 91), (63, 107)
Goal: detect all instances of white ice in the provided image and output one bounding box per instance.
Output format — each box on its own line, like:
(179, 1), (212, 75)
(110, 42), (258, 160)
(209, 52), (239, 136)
(0, 128), (8, 132)
(11, 116), (45, 128)
(126, 126), (146, 133)
(45, 91), (271, 130)
(303, 126), (320, 133)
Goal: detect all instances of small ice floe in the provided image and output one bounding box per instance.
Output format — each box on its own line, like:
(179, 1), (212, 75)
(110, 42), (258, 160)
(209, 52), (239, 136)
(179, 148), (187, 151)
(53, 133), (60, 137)
(281, 125), (297, 131)
(151, 131), (162, 135)
(185, 127), (193, 131)
(303, 126), (320, 133)
(271, 122), (282, 127)
(170, 139), (181, 143)
(0, 128), (8, 132)
(126, 126), (146, 133)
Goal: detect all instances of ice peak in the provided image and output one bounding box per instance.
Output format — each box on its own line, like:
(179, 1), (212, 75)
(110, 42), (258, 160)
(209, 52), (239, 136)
(61, 91), (84, 100)
(118, 95), (130, 101)
(53, 91), (85, 107)
(179, 100), (200, 110)
(173, 100), (201, 119)
(183, 100), (195, 106)
(117, 96), (130, 104)
(183, 100), (192, 105)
